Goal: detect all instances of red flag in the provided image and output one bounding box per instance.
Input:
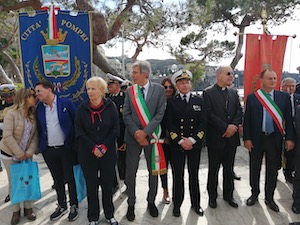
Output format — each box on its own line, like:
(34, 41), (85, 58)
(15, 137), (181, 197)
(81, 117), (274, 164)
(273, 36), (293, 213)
(244, 34), (288, 102)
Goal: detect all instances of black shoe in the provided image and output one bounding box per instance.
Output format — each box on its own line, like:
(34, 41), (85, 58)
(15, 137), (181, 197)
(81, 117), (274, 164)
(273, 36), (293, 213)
(148, 203), (158, 217)
(265, 199), (279, 212)
(285, 175), (293, 184)
(68, 205), (78, 221)
(224, 198), (238, 208)
(0, 166), (3, 172)
(4, 194), (10, 203)
(233, 172), (241, 180)
(173, 207), (181, 217)
(107, 217), (119, 225)
(50, 205), (68, 221)
(209, 199), (217, 208)
(126, 205), (135, 221)
(292, 204), (300, 214)
(246, 195), (258, 206)
(194, 207), (204, 216)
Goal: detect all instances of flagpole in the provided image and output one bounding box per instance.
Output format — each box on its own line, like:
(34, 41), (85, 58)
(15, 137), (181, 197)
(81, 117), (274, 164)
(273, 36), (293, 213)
(261, 8), (267, 34)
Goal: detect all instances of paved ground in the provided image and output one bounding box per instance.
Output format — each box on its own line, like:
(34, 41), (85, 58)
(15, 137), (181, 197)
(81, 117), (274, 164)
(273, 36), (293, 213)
(0, 145), (300, 225)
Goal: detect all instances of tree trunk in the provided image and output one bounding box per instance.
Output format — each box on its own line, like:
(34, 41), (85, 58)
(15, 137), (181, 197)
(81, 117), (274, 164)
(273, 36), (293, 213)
(1, 51), (23, 83)
(0, 64), (13, 84)
(230, 26), (245, 69)
(93, 45), (123, 79)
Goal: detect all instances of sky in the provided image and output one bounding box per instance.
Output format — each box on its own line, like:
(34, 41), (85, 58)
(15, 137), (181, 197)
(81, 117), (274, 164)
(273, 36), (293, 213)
(103, 7), (300, 74)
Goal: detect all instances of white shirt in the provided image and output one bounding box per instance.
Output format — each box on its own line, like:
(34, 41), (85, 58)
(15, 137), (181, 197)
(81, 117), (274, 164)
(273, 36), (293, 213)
(45, 96), (65, 146)
(179, 92), (191, 103)
(140, 80), (150, 100)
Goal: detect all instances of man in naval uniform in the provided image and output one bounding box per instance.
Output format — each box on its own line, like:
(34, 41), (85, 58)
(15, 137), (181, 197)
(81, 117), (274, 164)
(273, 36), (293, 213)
(106, 73), (127, 186)
(166, 70), (206, 217)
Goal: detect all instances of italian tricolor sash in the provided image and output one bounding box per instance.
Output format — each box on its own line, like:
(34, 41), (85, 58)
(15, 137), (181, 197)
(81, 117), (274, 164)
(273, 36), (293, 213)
(254, 89), (285, 135)
(130, 84), (167, 176)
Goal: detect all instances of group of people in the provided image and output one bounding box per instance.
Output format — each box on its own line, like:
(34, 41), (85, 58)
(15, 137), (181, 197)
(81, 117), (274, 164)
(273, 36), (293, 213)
(1, 59), (300, 225)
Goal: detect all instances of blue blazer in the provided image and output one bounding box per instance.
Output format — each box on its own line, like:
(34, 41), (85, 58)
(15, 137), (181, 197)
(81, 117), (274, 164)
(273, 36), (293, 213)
(36, 97), (77, 152)
(243, 90), (294, 149)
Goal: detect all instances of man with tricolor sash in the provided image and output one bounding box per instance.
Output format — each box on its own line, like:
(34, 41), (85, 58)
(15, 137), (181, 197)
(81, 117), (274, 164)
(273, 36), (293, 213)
(123, 60), (166, 221)
(243, 69), (294, 212)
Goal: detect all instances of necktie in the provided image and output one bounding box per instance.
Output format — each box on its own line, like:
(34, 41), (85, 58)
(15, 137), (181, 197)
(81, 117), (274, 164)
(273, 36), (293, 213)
(183, 94), (188, 103)
(141, 87), (145, 99)
(265, 94), (274, 133)
(291, 95), (295, 117)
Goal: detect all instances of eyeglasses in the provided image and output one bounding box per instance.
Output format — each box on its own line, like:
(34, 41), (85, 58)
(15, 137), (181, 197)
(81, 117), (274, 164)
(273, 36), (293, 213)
(226, 72), (234, 76)
(164, 86), (173, 89)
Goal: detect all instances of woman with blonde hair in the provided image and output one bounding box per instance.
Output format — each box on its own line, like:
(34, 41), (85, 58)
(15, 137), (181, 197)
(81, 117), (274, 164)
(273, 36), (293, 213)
(75, 77), (120, 225)
(0, 88), (38, 225)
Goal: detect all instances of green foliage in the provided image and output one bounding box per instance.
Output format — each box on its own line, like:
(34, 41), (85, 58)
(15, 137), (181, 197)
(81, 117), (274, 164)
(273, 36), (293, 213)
(184, 63), (205, 88)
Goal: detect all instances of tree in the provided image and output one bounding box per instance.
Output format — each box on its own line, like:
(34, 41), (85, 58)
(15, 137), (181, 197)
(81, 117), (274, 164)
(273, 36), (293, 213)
(1, 0), (177, 80)
(188, 0), (300, 68)
(106, 1), (179, 62)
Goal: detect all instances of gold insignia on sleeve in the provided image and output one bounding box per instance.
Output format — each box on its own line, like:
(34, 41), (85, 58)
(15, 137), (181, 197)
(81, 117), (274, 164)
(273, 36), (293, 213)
(170, 132), (178, 140)
(197, 131), (204, 139)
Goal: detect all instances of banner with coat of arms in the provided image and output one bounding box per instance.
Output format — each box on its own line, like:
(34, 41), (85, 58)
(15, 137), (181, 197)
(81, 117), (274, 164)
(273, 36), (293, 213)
(19, 7), (92, 105)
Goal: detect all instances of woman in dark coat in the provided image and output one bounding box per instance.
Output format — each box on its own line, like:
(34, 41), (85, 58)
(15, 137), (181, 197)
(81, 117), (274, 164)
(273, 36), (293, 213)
(75, 77), (119, 225)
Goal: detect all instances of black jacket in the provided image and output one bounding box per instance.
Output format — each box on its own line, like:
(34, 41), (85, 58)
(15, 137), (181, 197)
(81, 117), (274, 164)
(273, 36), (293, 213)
(75, 98), (120, 157)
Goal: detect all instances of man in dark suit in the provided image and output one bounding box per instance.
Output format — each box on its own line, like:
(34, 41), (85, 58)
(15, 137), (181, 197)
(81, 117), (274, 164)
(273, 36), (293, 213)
(123, 60), (166, 221)
(292, 104), (300, 214)
(166, 70), (206, 217)
(106, 73), (126, 185)
(281, 77), (300, 183)
(243, 69), (294, 212)
(203, 66), (242, 209)
(35, 80), (79, 221)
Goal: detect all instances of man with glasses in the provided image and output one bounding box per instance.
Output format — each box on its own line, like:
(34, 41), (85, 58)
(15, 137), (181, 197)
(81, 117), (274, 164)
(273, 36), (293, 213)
(203, 66), (242, 209)
(123, 60), (166, 221)
(280, 77), (300, 183)
(35, 80), (79, 221)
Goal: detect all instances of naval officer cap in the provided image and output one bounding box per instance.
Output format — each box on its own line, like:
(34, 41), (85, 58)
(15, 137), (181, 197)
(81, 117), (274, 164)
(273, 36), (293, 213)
(171, 70), (193, 85)
(106, 73), (123, 84)
(0, 84), (17, 97)
(121, 79), (131, 87)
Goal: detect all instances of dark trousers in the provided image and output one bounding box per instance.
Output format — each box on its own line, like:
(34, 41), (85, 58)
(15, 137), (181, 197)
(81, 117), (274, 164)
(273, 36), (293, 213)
(284, 147), (295, 179)
(160, 143), (172, 189)
(117, 150), (126, 180)
(171, 145), (201, 209)
(293, 153), (300, 206)
(249, 133), (281, 199)
(42, 147), (78, 208)
(207, 142), (236, 200)
(79, 152), (116, 221)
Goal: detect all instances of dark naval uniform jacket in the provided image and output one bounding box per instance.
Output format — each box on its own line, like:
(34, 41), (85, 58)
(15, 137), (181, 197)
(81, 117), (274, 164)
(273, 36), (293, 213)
(107, 92), (126, 150)
(166, 93), (206, 150)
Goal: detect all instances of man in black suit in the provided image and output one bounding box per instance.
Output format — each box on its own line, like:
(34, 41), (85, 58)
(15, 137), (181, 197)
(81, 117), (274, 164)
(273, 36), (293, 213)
(166, 70), (206, 217)
(106, 73), (126, 181)
(243, 69), (294, 212)
(203, 66), (242, 209)
(281, 77), (300, 183)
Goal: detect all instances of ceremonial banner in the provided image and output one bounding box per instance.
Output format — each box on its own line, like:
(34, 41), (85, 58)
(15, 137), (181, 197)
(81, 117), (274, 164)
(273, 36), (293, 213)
(244, 34), (288, 102)
(19, 9), (92, 105)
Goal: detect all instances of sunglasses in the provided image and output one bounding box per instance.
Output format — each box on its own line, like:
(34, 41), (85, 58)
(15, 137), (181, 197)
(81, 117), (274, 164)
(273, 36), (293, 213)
(226, 72), (234, 76)
(164, 85), (174, 89)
